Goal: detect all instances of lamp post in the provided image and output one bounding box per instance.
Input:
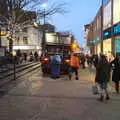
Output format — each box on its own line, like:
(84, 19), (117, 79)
(0, 22), (2, 47)
(41, 3), (47, 24)
(12, 51), (16, 80)
(41, 3), (47, 56)
(0, 26), (1, 47)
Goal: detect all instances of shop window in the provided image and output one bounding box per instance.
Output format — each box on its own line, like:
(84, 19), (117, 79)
(115, 37), (120, 53)
(103, 39), (112, 56)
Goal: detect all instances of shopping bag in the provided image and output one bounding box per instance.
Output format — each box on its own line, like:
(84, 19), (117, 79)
(92, 84), (99, 95)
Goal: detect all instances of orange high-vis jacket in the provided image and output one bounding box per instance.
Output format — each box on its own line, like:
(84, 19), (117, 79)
(70, 55), (79, 68)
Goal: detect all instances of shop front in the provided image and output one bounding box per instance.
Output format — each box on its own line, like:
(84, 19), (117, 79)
(96, 43), (101, 55)
(103, 38), (112, 57)
(115, 37), (120, 54)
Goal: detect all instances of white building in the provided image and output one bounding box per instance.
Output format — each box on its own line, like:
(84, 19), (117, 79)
(13, 24), (43, 55)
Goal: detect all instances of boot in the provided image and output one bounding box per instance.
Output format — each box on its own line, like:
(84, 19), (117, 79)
(106, 95), (110, 100)
(76, 76), (79, 80)
(115, 86), (119, 94)
(115, 82), (119, 93)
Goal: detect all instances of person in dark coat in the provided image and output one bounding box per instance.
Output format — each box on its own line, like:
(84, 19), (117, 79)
(34, 52), (38, 61)
(95, 54), (111, 101)
(23, 53), (27, 62)
(93, 54), (99, 68)
(80, 54), (86, 69)
(111, 54), (120, 93)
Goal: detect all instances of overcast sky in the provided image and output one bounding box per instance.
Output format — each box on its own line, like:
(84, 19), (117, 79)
(45, 0), (102, 46)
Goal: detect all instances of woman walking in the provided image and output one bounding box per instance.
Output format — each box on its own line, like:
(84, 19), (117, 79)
(111, 54), (120, 93)
(95, 54), (111, 102)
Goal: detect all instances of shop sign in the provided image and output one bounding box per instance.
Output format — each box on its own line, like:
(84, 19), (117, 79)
(103, 27), (111, 39)
(89, 40), (96, 44)
(113, 23), (120, 36)
(96, 37), (100, 41)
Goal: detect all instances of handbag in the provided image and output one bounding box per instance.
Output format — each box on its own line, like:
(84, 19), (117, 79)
(92, 84), (99, 95)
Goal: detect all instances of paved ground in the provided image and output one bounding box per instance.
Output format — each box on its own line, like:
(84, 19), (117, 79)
(0, 67), (120, 120)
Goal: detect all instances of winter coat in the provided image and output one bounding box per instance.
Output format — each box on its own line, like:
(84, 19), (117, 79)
(70, 55), (79, 68)
(111, 58), (120, 82)
(95, 58), (111, 84)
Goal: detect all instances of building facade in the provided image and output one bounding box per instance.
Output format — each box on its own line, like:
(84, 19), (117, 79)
(84, 24), (94, 54)
(85, 0), (120, 58)
(13, 24), (43, 55)
(84, 6), (102, 55)
(93, 7), (102, 55)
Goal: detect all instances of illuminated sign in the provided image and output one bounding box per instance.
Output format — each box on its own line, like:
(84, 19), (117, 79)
(113, 23), (120, 35)
(103, 27), (111, 39)
(89, 40), (96, 44)
(104, 32), (109, 36)
(96, 37), (100, 41)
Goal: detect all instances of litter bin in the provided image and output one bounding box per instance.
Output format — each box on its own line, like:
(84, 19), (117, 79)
(51, 55), (61, 78)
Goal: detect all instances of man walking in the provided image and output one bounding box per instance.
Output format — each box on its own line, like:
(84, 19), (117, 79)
(69, 52), (79, 80)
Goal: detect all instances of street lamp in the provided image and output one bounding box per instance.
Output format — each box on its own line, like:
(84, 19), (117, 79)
(41, 3), (47, 24)
(72, 43), (77, 49)
(41, 3), (47, 56)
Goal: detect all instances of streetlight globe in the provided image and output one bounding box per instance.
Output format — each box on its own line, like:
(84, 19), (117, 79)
(12, 51), (16, 56)
(41, 3), (47, 8)
(72, 43), (77, 49)
(34, 22), (38, 27)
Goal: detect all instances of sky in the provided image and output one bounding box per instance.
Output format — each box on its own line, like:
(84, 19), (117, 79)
(46, 0), (102, 46)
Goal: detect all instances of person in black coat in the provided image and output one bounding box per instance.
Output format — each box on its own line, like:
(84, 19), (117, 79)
(111, 55), (120, 93)
(95, 54), (111, 101)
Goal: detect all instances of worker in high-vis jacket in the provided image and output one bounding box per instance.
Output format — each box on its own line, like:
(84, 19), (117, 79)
(69, 53), (79, 80)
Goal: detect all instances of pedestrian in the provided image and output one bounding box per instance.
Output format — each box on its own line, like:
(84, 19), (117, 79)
(95, 54), (111, 102)
(23, 52), (27, 62)
(34, 51), (38, 61)
(93, 54), (99, 68)
(80, 54), (86, 69)
(16, 49), (22, 64)
(68, 52), (79, 80)
(51, 54), (61, 78)
(110, 54), (120, 94)
(29, 52), (34, 62)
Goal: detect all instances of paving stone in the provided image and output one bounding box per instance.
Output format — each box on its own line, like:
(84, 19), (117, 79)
(0, 67), (120, 120)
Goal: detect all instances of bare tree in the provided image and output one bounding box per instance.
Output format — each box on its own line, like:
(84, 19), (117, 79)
(0, 0), (67, 52)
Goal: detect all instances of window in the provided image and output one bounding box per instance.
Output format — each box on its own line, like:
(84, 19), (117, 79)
(22, 28), (27, 32)
(103, 1), (111, 29)
(17, 37), (20, 44)
(113, 0), (120, 24)
(103, 38), (112, 55)
(115, 37), (120, 53)
(23, 37), (28, 44)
